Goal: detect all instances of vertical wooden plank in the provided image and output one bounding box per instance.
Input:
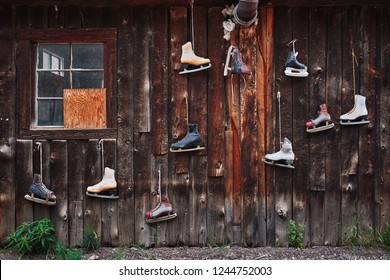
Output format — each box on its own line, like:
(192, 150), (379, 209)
(357, 6), (377, 232)
(84, 139), (102, 246)
(30, 5), (48, 29)
(100, 6), (118, 28)
(0, 5), (16, 240)
(15, 140), (34, 227)
(307, 6), (327, 245)
(16, 39), (31, 132)
(49, 140), (68, 245)
(151, 6), (169, 155)
(240, 23), (261, 246)
(273, 6), (294, 247)
(340, 5), (361, 243)
(16, 5), (30, 29)
(206, 6), (226, 245)
(48, 5), (65, 28)
(378, 6), (390, 230)
(133, 133), (152, 246)
(101, 139), (119, 246)
(117, 6), (135, 246)
(80, 6), (101, 28)
(207, 7), (225, 178)
(169, 6), (189, 174)
(67, 140), (86, 247)
(64, 6), (82, 29)
(324, 6), (343, 246)
(134, 7), (151, 133)
(264, 7), (276, 246)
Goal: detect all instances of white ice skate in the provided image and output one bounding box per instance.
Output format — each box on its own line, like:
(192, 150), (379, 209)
(306, 104), (334, 133)
(340, 94), (370, 126)
(179, 42), (211, 74)
(264, 138), (295, 169)
(146, 194), (177, 223)
(86, 167), (119, 199)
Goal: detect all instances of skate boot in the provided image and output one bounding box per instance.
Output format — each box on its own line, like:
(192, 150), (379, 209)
(264, 137), (295, 169)
(86, 167), (119, 199)
(180, 42), (211, 74)
(24, 174), (56, 206)
(146, 194), (177, 223)
(170, 123), (205, 152)
(284, 51), (308, 77)
(224, 45), (252, 76)
(340, 94), (370, 125)
(306, 104), (334, 133)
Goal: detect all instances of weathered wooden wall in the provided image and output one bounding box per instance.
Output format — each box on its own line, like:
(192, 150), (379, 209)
(0, 3), (389, 248)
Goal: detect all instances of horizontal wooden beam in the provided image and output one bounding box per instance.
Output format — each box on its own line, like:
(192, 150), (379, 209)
(0, 0), (389, 7)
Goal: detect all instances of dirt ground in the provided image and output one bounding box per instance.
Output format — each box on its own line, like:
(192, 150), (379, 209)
(1, 245), (390, 260)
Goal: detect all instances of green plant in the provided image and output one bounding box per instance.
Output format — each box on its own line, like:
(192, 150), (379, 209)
(288, 219), (305, 248)
(82, 225), (100, 251)
(4, 218), (56, 257)
(54, 243), (83, 260)
(346, 217), (380, 247)
(379, 223), (390, 250)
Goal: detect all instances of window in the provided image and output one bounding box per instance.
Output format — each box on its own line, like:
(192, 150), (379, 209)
(17, 29), (117, 139)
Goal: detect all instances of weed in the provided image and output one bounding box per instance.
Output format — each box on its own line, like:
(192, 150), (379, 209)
(4, 218), (56, 257)
(288, 219), (305, 248)
(54, 243), (83, 260)
(379, 223), (390, 250)
(346, 217), (380, 247)
(82, 225), (100, 251)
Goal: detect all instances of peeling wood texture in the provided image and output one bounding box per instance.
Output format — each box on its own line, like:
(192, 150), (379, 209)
(1, 3), (390, 247)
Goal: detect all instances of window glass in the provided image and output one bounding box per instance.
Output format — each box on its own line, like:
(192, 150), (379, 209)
(72, 43), (104, 69)
(37, 100), (64, 126)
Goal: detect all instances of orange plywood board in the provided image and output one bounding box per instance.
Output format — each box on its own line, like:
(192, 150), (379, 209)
(64, 88), (107, 129)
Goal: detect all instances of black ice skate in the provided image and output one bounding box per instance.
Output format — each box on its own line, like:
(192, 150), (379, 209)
(24, 174), (56, 206)
(179, 42), (211, 74)
(224, 45), (252, 76)
(170, 123), (205, 152)
(284, 39), (308, 78)
(306, 104), (334, 133)
(86, 167), (119, 199)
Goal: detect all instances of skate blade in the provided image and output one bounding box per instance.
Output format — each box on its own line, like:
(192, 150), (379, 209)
(146, 212), (177, 223)
(24, 194), (56, 206)
(284, 68), (308, 77)
(223, 45), (235, 76)
(306, 123), (334, 133)
(86, 191), (119, 199)
(263, 159), (295, 169)
(170, 146), (205, 153)
(179, 63), (211, 74)
(340, 120), (370, 126)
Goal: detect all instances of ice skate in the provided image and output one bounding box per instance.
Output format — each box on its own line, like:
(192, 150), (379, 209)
(179, 42), (211, 74)
(284, 51), (308, 77)
(24, 174), (56, 206)
(264, 138), (295, 169)
(306, 104), (334, 133)
(340, 94), (370, 126)
(146, 194), (177, 223)
(224, 45), (251, 76)
(170, 123), (205, 152)
(86, 167), (119, 199)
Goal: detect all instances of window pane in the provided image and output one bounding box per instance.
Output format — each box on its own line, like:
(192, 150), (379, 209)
(72, 71), (104, 88)
(38, 44), (70, 69)
(38, 71), (70, 97)
(37, 100), (64, 126)
(72, 44), (104, 69)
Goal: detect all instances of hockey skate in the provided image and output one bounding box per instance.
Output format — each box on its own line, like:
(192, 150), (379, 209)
(224, 45), (251, 76)
(179, 42), (211, 74)
(170, 123), (205, 152)
(284, 51), (308, 77)
(86, 167), (119, 199)
(306, 104), (334, 133)
(340, 94), (370, 126)
(24, 174), (56, 206)
(146, 194), (177, 223)
(264, 138), (295, 169)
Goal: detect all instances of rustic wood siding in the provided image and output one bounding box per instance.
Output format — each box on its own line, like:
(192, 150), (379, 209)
(0, 3), (390, 248)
